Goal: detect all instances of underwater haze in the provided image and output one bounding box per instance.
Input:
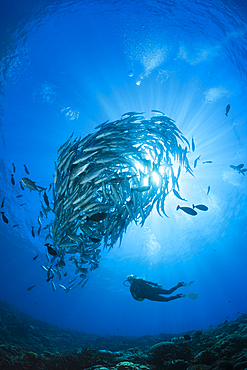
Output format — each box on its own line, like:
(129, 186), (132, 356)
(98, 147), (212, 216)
(0, 0), (247, 337)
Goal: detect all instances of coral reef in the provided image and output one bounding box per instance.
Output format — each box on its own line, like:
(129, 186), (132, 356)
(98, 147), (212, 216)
(1, 300), (247, 369)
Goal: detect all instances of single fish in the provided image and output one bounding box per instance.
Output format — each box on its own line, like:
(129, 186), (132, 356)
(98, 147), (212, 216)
(24, 164), (30, 174)
(33, 254), (39, 260)
(46, 276), (54, 282)
(110, 177), (128, 183)
(16, 195), (23, 198)
(31, 227), (35, 237)
(21, 178), (42, 194)
(37, 225), (41, 235)
(41, 265), (49, 272)
(87, 213), (108, 222)
(27, 285), (35, 291)
(43, 191), (49, 207)
(225, 104), (230, 117)
(64, 272), (68, 277)
(20, 203), (26, 206)
(12, 163), (16, 173)
(58, 284), (67, 291)
(184, 335), (191, 341)
(202, 161), (212, 164)
(1, 197), (4, 208)
(51, 281), (56, 292)
(47, 245), (57, 256)
(192, 136), (195, 152)
(176, 205), (197, 216)
(13, 224), (19, 228)
(193, 155), (201, 169)
(68, 276), (77, 284)
(131, 185), (150, 192)
(56, 259), (65, 268)
(20, 181), (25, 190)
(90, 237), (101, 243)
(11, 174), (15, 185)
(206, 186), (210, 195)
(151, 109), (165, 115)
(192, 204), (208, 211)
(38, 216), (42, 227)
(173, 189), (187, 202)
(81, 278), (89, 288)
(1, 212), (9, 224)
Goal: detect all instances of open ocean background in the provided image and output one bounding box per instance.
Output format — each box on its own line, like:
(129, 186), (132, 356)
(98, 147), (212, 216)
(0, 0), (247, 338)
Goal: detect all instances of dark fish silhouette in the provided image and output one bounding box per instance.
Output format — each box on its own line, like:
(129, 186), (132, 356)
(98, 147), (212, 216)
(16, 195), (23, 198)
(43, 191), (49, 207)
(1, 197), (4, 208)
(87, 213), (107, 222)
(24, 164), (30, 174)
(57, 259), (65, 268)
(33, 254), (39, 260)
(176, 205), (197, 216)
(192, 204), (208, 211)
(27, 285), (35, 291)
(13, 224), (19, 228)
(46, 276), (54, 282)
(90, 237), (101, 243)
(20, 181), (25, 190)
(47, 245), (57, 256)
(206, 186), (210, 195)
(202, 161), (212, 164)
(194, 155), (201, 169)
(11, 174), (15, 185)
(225, 104), (230, 116)
(31, 227), (35, 237)
(184, 335), (191, 341)
(12, 163), (16, 173)
(38, 225), (41, 235)
(64, 272), (68, 277)
(1, 212), (9, 223)
(20, 203), (26, 206)
(192, 137), (195, 152)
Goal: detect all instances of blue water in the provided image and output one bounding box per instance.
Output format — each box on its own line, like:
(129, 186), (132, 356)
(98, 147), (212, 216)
(0, 0), (247, 338)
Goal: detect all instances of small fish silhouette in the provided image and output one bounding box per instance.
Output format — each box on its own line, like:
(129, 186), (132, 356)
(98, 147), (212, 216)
(176, 205), (197, 216)
(24, 164), (30, 174)
(192, 204), (208, 211)
(11, 174), (15, 185)
(225, 104), (230, 117)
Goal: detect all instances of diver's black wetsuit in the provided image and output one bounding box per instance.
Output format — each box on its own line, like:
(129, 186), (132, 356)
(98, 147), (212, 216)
(130, 278), (183, 302)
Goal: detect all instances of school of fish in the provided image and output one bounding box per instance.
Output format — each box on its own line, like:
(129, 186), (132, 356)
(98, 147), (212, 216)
(7, 109), (238, 291)
(37, 111), (196, 290)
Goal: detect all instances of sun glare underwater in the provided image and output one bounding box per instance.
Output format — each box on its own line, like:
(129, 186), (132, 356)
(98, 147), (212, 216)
(0, 0), (247, 337)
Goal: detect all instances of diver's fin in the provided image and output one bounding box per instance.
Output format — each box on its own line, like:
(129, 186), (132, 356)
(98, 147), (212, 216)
(181, 280), (195, 287)
(186, 292), (199, 300)
(187, 280), (195, 287)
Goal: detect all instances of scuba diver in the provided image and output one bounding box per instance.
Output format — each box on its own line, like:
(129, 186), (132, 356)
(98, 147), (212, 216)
(124, 275), (198, 302)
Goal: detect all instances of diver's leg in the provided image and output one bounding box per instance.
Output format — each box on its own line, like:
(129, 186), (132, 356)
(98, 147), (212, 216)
(148, 294), (183, 302)
(158, 282), (184, 295)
